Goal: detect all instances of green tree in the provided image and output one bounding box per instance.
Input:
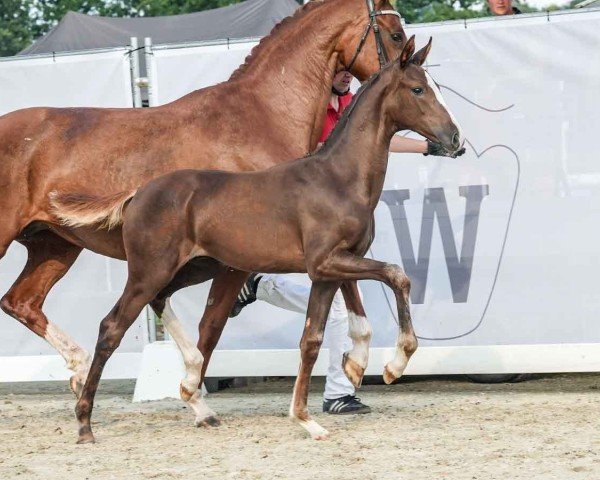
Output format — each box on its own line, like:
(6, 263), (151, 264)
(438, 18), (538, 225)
(0, 0), (34, 55)
(1, 0), (248, 56)
(392, 0), (486, 23)
(391, 0), (538, 23)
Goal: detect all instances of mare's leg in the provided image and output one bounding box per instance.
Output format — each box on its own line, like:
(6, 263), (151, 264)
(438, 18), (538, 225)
(339, 281), (372, 388)
(150, 264), (247, 427)
(194, 268), (250, 424)
(290, 281), (339, 440)
(75, 259), (182, 444)
(0, 231), (88, 394)
(310, 252), (416, 385)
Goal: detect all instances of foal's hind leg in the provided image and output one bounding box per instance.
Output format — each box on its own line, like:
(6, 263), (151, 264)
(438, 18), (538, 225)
(76, 263), (181, 444)
(290, 281), (339, 440)
(340, 281), (372, 388)
(0, 232), (88, 394)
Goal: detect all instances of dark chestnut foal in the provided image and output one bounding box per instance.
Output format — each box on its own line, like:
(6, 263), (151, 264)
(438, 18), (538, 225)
(52, 36), (463, 442)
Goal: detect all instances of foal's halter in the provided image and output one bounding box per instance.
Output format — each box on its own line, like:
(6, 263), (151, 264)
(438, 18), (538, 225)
(345, 0), (403, 72)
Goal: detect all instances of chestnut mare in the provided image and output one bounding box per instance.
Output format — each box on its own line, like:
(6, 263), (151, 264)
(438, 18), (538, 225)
(0, 0), (405, 423)
(53, 36), (464, 443)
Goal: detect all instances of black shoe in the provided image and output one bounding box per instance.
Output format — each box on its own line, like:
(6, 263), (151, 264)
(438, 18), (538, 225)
(229, 273), (261, 318)
(323, 395), (371, 415)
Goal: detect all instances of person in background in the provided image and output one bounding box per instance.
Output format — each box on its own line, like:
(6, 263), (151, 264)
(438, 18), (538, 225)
(488, 0), (522, 16)
(230, 70), (464, 415)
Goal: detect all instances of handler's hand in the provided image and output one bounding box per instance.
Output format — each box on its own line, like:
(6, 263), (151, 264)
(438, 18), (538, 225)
(424, 140), (466, 158)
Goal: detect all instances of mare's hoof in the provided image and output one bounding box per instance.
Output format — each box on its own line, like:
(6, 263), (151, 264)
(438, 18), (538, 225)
(342, 353), (365, 389)
(195, 415), (221, 428)
(76, 432), (96, 444)
(69, 375), (84, 399)
(383, 364), (399, 385)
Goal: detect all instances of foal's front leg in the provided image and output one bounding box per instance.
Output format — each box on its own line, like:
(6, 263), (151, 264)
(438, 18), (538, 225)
(340, 281), (372, 388)
(311, 252), (417, 385)
(290, 281), (340, 440)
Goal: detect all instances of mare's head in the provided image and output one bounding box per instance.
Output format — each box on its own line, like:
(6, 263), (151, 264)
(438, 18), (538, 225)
(386, 36), (464, 153)
(334, 0), (407, 81)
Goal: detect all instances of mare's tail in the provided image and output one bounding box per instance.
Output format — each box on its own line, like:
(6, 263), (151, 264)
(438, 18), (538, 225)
(49, 189), (138, 230)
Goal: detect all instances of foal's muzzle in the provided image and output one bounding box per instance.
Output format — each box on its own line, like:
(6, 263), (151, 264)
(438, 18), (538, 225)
(436, 128), (462, 154)
(451, 132), (461, 151)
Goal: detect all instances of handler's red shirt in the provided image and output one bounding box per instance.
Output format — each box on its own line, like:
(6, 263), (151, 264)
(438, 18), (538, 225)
(319, 92), (354, 143)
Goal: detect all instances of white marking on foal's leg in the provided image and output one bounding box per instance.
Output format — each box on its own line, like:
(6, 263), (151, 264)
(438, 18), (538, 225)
(383, 331), (412, 385)
(289, 362), (329, 440)
(161, 299), (218, 426)
(188, 390), (219, 427)
(161, 299), (204, 401)
(44, 323), (91, 392)
(297, 419), (330, 441)
(343, 312), (372, 388)
(346, 312), (372, 368)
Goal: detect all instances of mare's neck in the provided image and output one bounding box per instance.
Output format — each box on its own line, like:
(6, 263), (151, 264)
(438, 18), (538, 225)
(184, 0), (361, 153)
(324, 74), (398, 210)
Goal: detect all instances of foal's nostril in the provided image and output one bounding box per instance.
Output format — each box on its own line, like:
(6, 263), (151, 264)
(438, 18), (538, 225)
(451, 132), (460, 150)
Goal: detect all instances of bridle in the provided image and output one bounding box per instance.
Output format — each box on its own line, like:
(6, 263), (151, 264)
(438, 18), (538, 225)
(345, 0), (403, 72)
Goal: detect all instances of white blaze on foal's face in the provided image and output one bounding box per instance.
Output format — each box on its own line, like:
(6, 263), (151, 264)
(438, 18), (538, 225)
(424, 70), (464, 146)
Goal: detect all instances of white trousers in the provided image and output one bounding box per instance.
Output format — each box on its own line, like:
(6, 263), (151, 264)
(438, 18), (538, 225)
(256, 274), (354, 400)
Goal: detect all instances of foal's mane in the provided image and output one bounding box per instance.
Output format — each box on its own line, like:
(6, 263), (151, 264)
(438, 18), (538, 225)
(229, 0), (325, 80)
(322, 66), (386, 148)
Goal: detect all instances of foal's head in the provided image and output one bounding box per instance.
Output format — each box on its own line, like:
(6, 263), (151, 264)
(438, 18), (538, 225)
(387, 36), (464, 154)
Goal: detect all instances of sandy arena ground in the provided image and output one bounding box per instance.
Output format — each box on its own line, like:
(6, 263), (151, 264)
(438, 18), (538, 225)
(0, 374), (599, 479)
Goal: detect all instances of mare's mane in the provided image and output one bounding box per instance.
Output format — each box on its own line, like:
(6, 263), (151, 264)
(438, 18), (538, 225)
(229, 0), (325, 80)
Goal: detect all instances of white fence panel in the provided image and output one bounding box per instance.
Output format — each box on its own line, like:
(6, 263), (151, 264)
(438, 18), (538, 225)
(0, 48), (133, 115)
(151, 40), (258, 105)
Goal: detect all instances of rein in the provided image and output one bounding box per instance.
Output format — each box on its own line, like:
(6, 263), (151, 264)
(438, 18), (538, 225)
(346, 0), (402, 72)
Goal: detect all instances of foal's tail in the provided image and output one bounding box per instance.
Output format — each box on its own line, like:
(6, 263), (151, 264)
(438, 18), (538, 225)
(49, 189), (138, 230)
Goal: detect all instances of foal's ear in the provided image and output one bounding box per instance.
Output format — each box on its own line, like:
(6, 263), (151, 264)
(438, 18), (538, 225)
(399, 35), (416, 69)
(411, 37), (433, 66)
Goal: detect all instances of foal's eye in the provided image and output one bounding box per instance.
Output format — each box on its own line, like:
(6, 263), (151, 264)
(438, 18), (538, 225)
(411, 87), (424, 96)
(391, 32), (403, 43)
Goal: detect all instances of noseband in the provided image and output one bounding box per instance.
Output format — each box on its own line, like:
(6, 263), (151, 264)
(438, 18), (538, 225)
(346, 0), (403, 72)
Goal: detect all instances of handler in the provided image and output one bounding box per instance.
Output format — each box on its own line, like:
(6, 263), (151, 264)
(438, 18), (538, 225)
(230, 70), (464, 415)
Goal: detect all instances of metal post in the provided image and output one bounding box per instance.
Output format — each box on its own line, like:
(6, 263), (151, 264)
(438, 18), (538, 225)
(129, 37), (142, 108)
(144, 37), (158, 107)
(147, 307), (157, 343)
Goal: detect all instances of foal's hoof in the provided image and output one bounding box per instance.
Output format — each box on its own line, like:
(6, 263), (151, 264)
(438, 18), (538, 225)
(383, 364), (399, 385)
(296, 419), (330, 441)
(313, 429), (330, 441)
(76, 431), (96, 444)
(342, 353), (365, 389)
(69, 375), (84, 399)
(195, 415), (221, 428)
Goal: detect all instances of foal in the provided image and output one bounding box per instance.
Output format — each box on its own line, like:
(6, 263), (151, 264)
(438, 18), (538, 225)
(52, 36), (463, 443)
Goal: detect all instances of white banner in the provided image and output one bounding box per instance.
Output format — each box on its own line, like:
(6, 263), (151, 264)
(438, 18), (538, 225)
(152, 10), (600, 373)
(0, 48), (146, 380)
(151, 41), (258, 105)
(0, 48), (133, 116)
